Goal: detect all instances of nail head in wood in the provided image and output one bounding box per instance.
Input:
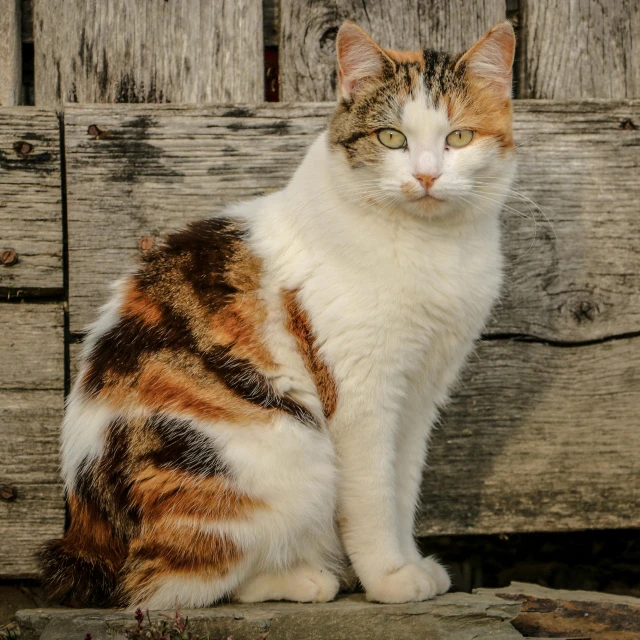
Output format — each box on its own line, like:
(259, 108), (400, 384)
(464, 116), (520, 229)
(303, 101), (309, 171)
(13, 141), (34, 156)
(138, 236), (155, 252)
(0, 486), (17, 502)
(1, 248), (18, 266)
(88, 124), (112, 139)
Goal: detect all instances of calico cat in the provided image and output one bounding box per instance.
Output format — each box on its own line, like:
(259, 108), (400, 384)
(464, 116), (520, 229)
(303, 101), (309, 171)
(40, 20), (516, 608)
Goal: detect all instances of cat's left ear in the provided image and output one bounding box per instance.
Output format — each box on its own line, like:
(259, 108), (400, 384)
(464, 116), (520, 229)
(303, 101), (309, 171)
(336, 21), (394, 99)
(456, 21), (516, 98)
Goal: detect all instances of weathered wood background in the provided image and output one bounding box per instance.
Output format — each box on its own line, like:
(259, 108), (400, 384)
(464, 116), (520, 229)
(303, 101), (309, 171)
(1, 0), (639, 577)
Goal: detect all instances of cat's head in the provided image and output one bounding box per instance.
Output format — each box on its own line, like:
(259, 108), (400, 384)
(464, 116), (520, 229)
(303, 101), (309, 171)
(328, 21), (516, 219)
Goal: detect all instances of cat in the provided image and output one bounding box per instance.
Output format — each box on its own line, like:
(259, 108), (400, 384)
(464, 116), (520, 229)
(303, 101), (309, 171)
(40, 19), (516, 609)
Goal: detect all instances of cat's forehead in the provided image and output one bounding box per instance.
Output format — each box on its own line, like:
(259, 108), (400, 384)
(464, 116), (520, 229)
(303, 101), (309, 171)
(384, 48), (463, 107)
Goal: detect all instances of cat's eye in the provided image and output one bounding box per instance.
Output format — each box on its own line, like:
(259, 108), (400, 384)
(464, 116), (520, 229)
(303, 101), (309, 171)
(446, 130), (474, 148)
(377, 129), (407, 149)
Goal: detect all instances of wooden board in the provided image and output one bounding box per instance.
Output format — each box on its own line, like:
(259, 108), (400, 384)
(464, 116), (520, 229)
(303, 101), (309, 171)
(520, 0), (640, 99)
(0, 109), (63, 294)
(0, 0), (22, 106)
(33, 0), (263, 107)
(279, 0), (505, 101)
(417, 336), (640, 535)
(64, 101), (640, 342)
(0, 304), (65, 578)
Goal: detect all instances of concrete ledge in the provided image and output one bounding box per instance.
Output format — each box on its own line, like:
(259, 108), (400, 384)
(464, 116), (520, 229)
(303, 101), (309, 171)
(17, 593), (524, 640)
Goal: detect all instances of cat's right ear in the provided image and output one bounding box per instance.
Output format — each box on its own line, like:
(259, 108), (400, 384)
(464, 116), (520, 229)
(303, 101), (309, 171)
(336, 22), (393, 99)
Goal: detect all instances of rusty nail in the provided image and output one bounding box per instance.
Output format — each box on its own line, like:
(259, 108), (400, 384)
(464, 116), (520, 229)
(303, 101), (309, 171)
(1, 248), (18, 266)
(13, 141), (34, 156)
(0, 485), (17, 502)
(138, 236), (155, 252)
(620, 119), (637, 131)
(88, 124), (113, 139)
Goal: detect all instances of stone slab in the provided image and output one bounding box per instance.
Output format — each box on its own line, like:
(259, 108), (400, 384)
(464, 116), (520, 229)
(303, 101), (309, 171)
(17, 592), (524, 640)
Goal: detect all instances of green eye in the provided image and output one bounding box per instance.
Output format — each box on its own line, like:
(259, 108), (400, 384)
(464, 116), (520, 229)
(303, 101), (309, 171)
(446, 130), (474, 148)
(377, 129), (407, 149)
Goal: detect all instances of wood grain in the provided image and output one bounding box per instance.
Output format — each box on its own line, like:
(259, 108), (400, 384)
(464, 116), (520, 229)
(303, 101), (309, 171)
(0, 305), (65, 578)
(520, 0), (640, 99)
(0, 0), (22, 106)
(279, 0), (505, 101)
(0, 109), (63, 294)
(64, 102), (640, 342)
(33, 0), (263, 107)
(418, 337), (640, 535)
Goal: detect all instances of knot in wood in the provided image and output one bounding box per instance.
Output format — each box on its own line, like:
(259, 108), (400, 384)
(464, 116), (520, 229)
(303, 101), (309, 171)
(572, 300), (599, 324)
(138, 236), (155, 252)
(319, 26), (339, 52)
(13, 141), (34, 156)
(0, 485), (17, 502)
(1, 248), (18, 266)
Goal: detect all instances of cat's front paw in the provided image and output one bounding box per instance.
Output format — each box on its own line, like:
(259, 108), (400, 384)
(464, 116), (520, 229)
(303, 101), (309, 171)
(420, 556), (451, 594)
(365, 564), (437, 603)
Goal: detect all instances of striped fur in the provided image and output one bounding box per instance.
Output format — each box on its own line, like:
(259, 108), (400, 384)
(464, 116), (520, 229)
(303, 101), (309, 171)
(42, 20), (516, 608)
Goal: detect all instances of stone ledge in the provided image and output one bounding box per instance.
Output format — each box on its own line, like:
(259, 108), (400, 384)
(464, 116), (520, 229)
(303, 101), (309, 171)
(477, 582), (640, 640)
(17, 592), (524, 640)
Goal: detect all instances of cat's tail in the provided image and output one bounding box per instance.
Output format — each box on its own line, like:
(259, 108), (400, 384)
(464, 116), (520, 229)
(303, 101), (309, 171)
(39, 492), (127, 607)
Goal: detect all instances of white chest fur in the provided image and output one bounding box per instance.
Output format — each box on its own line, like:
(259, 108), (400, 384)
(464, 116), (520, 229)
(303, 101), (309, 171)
(246, 133), (506, 411)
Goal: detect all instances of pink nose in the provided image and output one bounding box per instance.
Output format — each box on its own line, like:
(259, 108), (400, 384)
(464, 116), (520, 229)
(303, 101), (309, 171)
(414, 173), (441, 189)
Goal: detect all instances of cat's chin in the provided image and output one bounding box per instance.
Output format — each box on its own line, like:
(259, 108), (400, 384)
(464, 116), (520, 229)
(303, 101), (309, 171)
(399, 196), (461, 221)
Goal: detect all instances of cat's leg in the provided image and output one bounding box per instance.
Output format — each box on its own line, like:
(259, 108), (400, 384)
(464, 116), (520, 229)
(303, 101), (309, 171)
(236, 564), (339, 603)
(395, 390), (451, 594)
(330, 379), (439, 603)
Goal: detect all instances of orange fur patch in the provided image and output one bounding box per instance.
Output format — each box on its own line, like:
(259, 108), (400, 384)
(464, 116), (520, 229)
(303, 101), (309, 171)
(208, 296), (275, 370)
(136, 361), (239, 422)
(130, 465), (263, 521)
(120, 524), (240, 604)
(445, 85), (514, 151)
(283, 289), (338, 419)
(63, 494), (127, 571)
(385, 48), (425, 67)
(121, 282), (163, 325)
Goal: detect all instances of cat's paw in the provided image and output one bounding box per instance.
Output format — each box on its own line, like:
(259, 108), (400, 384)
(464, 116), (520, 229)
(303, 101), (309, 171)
(289, 567), (340, 603)
(237, 566), (339, 603)
(365, 564), (437, 603)
(420, 556), (451, 594)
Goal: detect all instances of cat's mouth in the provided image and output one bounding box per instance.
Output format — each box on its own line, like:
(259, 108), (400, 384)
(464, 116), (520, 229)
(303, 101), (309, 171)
(413, 193), (445, 204)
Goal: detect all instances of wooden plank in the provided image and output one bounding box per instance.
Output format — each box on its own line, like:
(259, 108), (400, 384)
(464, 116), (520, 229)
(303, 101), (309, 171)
(520, 0), (640, 99)
(418, 336), (640, 535)
(279, 0), (505, 101)
(0, 304), (65, 577)
(64, 101), (640, 342)
(0, 108), (63, 294)
(0, 304), (65, 388)
(33, 0), (263, 107)
(0, 0), (22, 106)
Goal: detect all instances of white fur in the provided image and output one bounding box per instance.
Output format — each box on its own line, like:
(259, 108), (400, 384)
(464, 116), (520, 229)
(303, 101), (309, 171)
(66, 84), (514, 607)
